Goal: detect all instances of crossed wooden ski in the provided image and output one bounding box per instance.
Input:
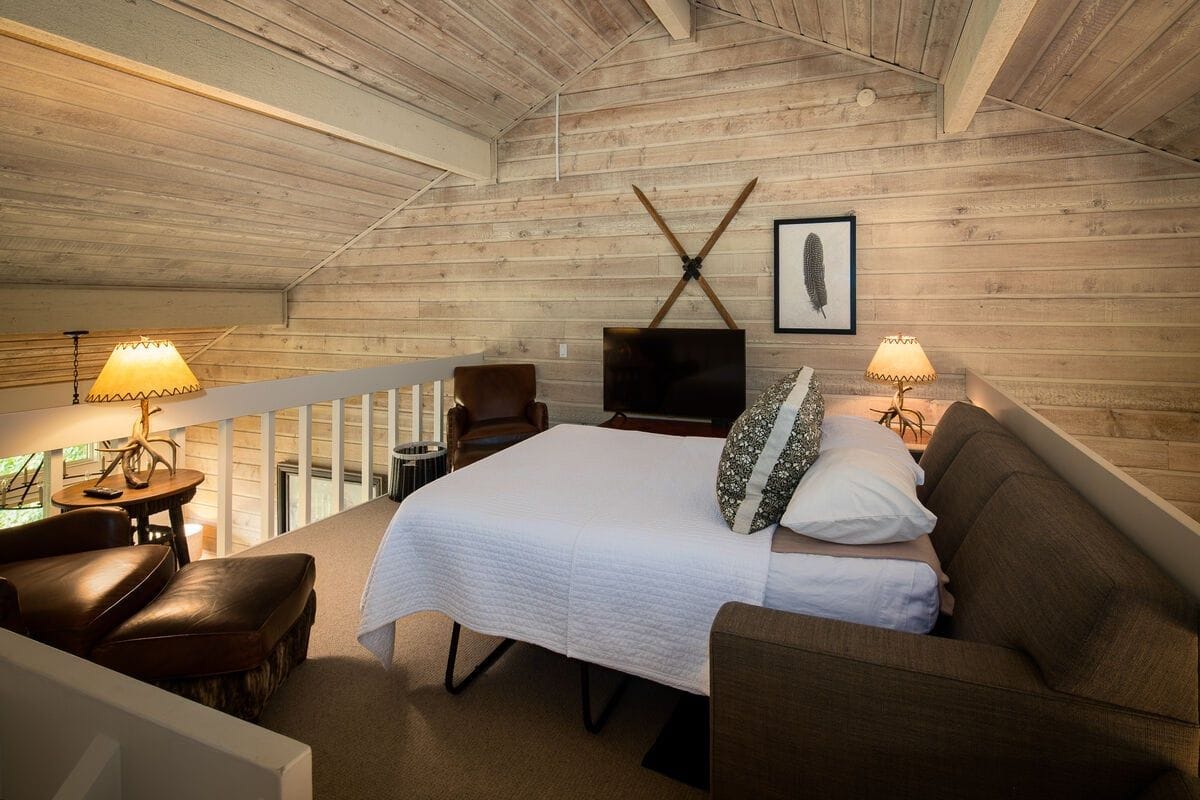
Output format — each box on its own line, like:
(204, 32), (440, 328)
(632, 177), (758, 330)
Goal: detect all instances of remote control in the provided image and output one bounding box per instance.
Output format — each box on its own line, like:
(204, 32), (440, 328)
(83, 486), (123, 499)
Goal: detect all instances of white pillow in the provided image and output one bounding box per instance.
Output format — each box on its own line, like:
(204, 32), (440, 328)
(821, 415), (924, 486)
(780, 447), (937, 544)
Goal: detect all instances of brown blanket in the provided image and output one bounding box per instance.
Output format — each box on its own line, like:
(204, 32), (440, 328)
(773, 526), (955, 615)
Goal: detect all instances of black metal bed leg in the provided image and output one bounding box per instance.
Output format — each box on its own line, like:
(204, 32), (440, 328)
(444, 621), (516, 695)
(579, 661), (631, 734)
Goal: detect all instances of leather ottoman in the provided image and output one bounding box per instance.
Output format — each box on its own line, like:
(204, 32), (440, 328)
(91, 553), (316, 720)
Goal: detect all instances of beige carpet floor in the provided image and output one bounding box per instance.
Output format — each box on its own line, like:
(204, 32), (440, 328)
(242, 497), (706, 800)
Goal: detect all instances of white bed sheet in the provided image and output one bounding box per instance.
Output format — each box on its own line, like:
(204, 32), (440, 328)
(357, 423), (940, 696)
(764, 553), (940, 633)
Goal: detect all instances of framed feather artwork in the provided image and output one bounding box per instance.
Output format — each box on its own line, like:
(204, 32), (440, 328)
(773, 216), (856, 335)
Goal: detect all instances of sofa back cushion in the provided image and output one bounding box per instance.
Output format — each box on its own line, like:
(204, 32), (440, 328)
(925, 432), (1057, 564)
(948, 475), (1198, 722)
(918, 402), (1010, 502)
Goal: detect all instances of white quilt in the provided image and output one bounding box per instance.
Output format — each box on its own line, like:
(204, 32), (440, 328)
(357, 424), (774, 695)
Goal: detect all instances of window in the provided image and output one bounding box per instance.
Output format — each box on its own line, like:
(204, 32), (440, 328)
(277, 463), (385, 534)
(0, 444), (108, 529)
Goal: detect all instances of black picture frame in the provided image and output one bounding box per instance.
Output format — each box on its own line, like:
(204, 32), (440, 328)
(773, 215), (856, 335)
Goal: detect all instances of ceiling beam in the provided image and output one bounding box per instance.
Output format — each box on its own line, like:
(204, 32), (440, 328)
(941, 0), (1038, 134)
(646, 0), (693, 40)
(0, 286), (286, 335)
(702, 4), (1200, 171)
(0, 0), (495, 180)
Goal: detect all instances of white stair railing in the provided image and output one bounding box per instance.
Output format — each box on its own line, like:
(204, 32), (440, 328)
(0, 354), (482, 553)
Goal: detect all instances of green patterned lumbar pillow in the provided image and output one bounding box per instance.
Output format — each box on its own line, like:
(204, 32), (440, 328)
(716, 367), (824, 534)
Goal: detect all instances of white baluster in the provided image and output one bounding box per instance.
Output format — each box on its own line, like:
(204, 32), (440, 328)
(411, 384), (422, 441)
(260, 412), (276, 538)
(433, 379), (444, 442)
(298, 405), (312, 528)
(331, 398), (345, 513)
(43, 449), (64, 516)
(361, 393), (374, 500)
(217, 419), (233, 556)
(387, 388), (399, 487)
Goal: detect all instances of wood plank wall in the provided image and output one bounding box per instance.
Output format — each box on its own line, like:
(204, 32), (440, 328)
(0, 328), (227, 392)
(188, 12), (1200, 546)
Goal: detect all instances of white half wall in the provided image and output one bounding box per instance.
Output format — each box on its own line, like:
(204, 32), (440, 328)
(967, 370), (1200, 600)
(0, 629), (311, 800)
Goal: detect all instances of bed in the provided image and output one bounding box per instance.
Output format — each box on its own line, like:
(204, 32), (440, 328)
(357, 421), (941, 696)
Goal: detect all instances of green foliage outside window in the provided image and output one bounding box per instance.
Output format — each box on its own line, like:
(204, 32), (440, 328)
(0, 445), (95, 529)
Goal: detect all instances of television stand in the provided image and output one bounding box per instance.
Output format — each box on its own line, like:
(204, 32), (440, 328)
(598, 414), (731, 439)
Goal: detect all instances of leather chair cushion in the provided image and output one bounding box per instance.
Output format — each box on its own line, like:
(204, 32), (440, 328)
(452, 444), (513, 469)
(0, 544), (173, 656)
(456, 417), (540, 445)
(92, 552), (315, 680)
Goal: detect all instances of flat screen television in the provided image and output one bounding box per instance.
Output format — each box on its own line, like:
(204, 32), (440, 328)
(603, 327), (746, 423)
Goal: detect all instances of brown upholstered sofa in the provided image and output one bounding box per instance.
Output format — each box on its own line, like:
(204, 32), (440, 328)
(710, 401), (1199, 799)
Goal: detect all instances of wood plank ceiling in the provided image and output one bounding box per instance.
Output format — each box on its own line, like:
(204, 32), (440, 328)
(162, 0), (656, 138)
(0, 0), (652, 389)
(991, 0), (1200, 163)
(0, 0), (654, 292)
(3, 0), (1195, 301)
(0, 33), (444, 290)
(697, 0), (972, 79)
(697, 0), (1200, 163)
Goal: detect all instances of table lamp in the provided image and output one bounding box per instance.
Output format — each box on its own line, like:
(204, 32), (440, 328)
(865, 334), (937, 442)
(86, 338), (202, 488)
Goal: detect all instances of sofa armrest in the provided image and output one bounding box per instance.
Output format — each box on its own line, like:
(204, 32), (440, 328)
(0, 577), (23, 634)
(527, 401), (549, 431)
(710, 602), (1198, 800)
(0, 507), (133, 564)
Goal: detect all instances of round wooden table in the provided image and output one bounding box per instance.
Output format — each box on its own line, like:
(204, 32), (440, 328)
(52, 468), (204, 566)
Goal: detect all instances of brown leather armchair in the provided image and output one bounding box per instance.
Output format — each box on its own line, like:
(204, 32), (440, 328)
(1, 507), (317, 720)
(447, 363), (548, 470)
(0, 507), (170, 653)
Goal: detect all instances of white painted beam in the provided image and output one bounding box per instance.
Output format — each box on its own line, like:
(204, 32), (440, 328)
(0, 286), (286, 335)
(646, 0), (692, 40)
(940, 0), (1037, 134)
(0, 0), (494, 179)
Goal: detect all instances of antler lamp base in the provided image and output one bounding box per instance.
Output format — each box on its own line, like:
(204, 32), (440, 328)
(94, 398), (179, 489)
(870, 383), (927, 443)
(864, 334), (937, 444)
